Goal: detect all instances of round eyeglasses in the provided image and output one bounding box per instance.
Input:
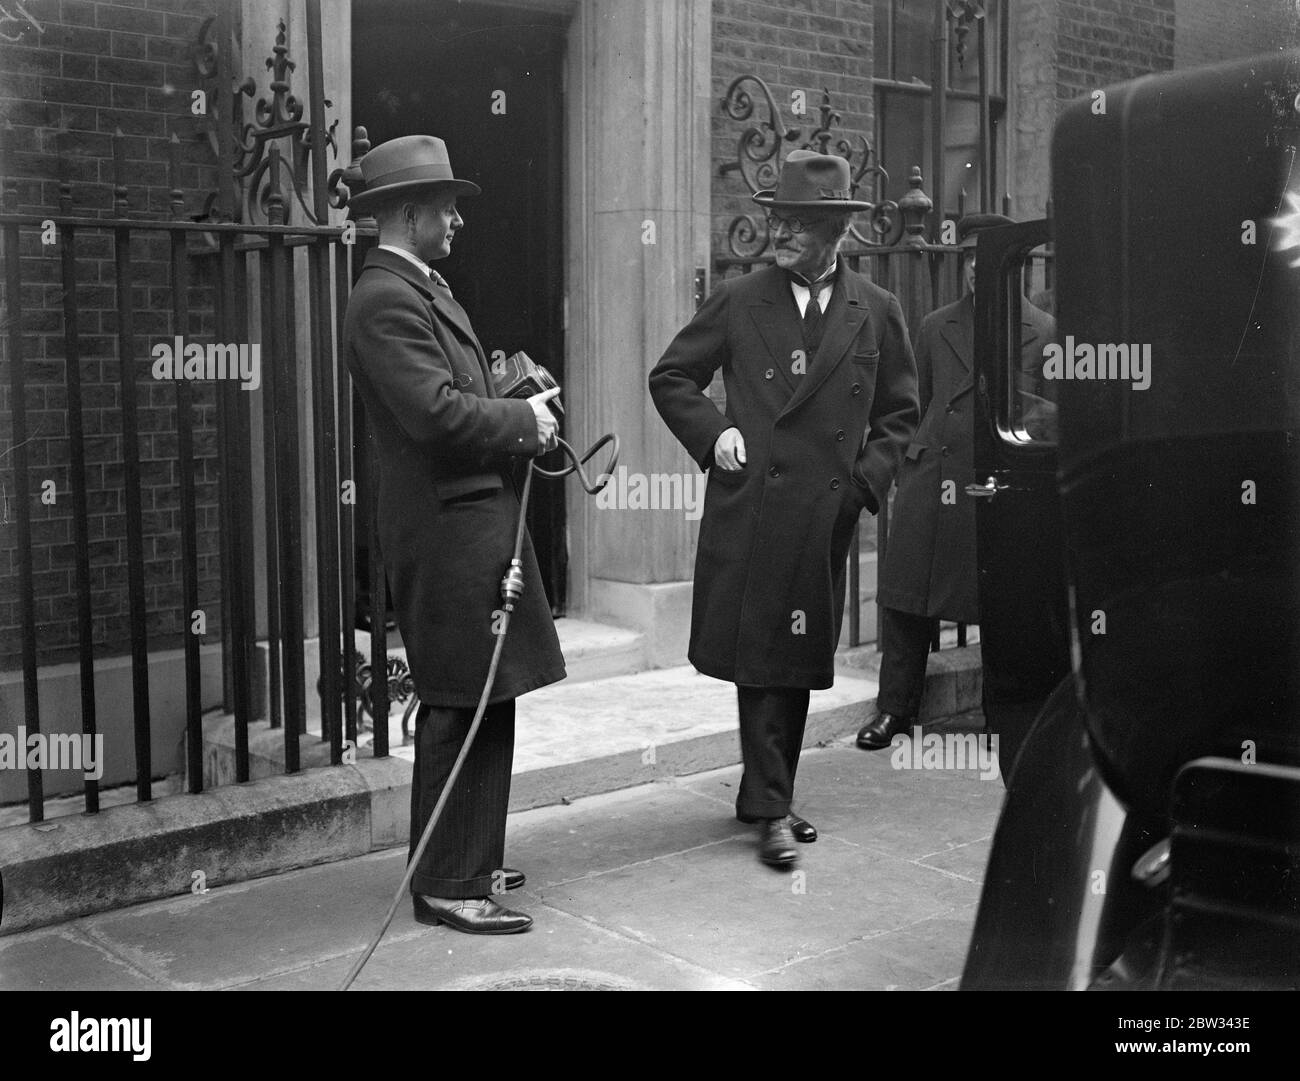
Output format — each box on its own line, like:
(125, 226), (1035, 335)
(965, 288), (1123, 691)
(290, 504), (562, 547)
(766, 212), (808, 234)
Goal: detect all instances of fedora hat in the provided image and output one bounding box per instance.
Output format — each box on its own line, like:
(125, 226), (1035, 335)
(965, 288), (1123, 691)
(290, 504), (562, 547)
(349, 135), (481, 212)
(956, 212), (1015, 249)
(752, 149), (871, 211)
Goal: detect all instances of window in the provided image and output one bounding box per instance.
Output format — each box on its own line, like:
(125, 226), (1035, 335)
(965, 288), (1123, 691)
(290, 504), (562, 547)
(873, 0), (1008, 221)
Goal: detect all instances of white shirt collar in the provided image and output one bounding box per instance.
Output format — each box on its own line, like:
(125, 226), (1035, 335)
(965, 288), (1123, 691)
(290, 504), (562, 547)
(378, 244), (432, 279)
(789, 259), (837, 313)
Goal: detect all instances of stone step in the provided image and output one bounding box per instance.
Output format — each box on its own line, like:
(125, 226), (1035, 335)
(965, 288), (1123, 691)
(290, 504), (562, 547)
(198, 643), (984, 809)
(346, 615), (646, 691)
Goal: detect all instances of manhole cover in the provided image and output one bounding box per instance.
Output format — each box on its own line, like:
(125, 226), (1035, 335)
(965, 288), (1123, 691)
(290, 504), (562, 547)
(453, 968), (641, 991)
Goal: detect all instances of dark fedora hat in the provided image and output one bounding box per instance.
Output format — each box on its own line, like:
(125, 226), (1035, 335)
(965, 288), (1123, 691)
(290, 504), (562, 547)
(752, 149), (872, 211)
(349, 135), (481, 212)
(956, 212), (1015, 249)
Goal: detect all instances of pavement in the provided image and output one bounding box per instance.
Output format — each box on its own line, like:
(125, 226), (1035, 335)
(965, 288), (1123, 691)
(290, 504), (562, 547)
(0, 729), (1005, 991)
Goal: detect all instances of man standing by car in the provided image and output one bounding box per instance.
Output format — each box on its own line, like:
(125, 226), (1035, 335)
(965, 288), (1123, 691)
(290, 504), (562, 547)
(650, 150), (919, 867)
(344, 135), (564, 934)
(860, 214), (1055, 753)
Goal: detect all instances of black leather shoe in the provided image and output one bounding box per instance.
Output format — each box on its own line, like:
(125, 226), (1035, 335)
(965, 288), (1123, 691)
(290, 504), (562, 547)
(856, 711), (915, 751)
(758, 818), (798, 867)
(738, 813), (816, 841)
(412, 895), (533, 934)
(787, 813), (817, 843)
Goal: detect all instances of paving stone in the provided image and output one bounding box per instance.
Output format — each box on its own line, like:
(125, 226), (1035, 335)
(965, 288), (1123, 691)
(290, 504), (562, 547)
(504, 781), (749, 888)
(753, 932), (942, 991)
(0, 925), (165, 991)
(75, 850), (414, 990)
(239, 901), (753, 991)
(537, 833), (974, 983)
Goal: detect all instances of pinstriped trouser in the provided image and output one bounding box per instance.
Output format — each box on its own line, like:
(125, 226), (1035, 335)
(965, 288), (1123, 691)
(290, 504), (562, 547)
(408, 698), (516, 899)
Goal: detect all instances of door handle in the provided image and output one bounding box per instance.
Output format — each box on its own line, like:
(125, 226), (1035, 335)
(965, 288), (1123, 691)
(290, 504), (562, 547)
(964, 476), (1006, 499)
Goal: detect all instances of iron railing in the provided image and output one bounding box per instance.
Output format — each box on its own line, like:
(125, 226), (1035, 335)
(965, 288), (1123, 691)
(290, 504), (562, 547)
(0, 0), (392, 824)
(0, 138), (375, 823)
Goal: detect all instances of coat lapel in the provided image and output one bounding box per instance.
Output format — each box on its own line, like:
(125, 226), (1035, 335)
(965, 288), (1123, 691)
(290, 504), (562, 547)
(747, 267), (802, 393)
(939, 296), (975, 373)
(364, 249), (494, 393)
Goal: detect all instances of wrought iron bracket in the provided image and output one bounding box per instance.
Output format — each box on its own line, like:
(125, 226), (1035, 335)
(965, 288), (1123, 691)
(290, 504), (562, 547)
(190, 15), (345, 225)
(719, 78), (904, 257)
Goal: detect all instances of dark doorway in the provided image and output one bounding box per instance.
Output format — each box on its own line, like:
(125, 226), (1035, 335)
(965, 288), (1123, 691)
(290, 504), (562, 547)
(352, 0), (569, 614)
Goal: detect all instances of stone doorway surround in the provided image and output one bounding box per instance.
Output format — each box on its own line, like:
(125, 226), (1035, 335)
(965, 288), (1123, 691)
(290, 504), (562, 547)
(243, 0), (710, 666)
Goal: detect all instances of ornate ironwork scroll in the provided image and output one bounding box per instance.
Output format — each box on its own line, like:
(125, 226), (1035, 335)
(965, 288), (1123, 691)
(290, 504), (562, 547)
(720, 78), (904, 257)
(0, 0), (44, 43)
(191, 15), (346, 225)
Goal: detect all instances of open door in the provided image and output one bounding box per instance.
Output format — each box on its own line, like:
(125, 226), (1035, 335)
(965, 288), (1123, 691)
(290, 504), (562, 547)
(968, 221), (1071, 779)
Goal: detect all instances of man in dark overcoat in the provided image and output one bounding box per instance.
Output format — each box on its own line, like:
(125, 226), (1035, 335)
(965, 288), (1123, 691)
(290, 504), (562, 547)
(650, 151), (919, 866)
(344, 135), (565, 934)
(859, 214), (1055, 750)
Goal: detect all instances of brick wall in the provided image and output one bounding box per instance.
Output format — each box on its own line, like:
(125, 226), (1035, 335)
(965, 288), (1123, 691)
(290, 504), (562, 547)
(1055, 0), (1176, 106)
(0, 0), (222, 670)
(1174, 0), (1298, 68)
(710, 0), (875, 264)
(1011, 0), (1295, 217)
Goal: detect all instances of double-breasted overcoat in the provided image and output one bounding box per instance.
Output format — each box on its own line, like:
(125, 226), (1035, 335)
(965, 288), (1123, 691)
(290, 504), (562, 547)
(878, 294), (1055, 624)
(649, 264), (919, 689)
(343, 248), (566, 707)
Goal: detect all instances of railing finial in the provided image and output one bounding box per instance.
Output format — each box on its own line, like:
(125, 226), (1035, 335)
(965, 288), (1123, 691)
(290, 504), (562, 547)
(898, 165), (933, 247)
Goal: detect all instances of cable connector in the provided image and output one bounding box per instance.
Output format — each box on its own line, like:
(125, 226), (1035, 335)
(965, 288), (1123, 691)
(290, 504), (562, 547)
(501, 558), (525, 607)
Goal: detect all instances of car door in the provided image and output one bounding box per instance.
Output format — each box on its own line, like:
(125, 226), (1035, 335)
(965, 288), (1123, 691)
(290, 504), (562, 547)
(967, 220), (1072, 779)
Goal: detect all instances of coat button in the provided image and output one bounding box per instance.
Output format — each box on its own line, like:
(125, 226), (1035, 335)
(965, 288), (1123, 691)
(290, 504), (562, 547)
(830, 478), (840, 489)
(835, 429), (845, 441)
(941, 445), (951, 456)
(765, 368), (775, 380)
(768, 466), (780, 478)
(851, 383), (862, 395)
(946, 405), (956, 414)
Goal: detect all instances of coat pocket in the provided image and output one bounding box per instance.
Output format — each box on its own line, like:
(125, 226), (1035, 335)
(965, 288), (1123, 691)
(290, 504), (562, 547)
(708, 464), (746, 486)
(851, 348), (880, 365)
(435, 471), (504, 503)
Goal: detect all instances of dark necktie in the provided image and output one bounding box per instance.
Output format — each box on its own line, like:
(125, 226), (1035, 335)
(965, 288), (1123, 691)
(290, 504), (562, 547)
(791, 268), (832, 355)
(801, 290), (824, 354)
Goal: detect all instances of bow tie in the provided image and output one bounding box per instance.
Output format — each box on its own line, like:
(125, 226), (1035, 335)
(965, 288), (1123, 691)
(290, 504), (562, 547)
(787, 265), (836, 290)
